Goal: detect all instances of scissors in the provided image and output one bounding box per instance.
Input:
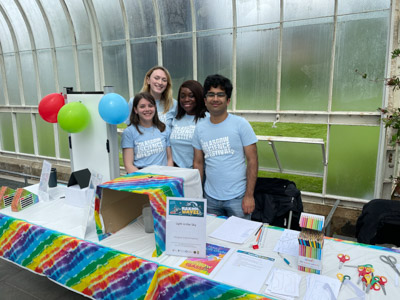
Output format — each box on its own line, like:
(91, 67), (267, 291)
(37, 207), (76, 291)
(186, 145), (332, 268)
(366, 276), (380, 293)
(337, 254), (350, 269)
(379, 275), (387, 295)
(380, 255), (400, 276)
(337, 273), (351, 290)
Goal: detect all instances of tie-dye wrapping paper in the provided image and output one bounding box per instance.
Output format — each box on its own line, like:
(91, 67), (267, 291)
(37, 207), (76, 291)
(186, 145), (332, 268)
(0, 213), (271, 299)
(94, 173), (185, 256)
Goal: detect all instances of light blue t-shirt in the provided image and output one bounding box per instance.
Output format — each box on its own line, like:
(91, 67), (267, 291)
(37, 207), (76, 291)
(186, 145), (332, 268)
(121, 125), (171, 169)
(126, 98), (177, 129)
(192, 114), (258, 200)
(170, 113), (209, 168)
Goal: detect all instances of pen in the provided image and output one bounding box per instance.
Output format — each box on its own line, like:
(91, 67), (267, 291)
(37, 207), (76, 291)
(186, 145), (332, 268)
(278, 252), (292, 268)
(254, 224), (263, 236)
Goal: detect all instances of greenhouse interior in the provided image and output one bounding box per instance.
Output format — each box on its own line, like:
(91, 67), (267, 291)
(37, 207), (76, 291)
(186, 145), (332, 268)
(1, 0), (400, 299)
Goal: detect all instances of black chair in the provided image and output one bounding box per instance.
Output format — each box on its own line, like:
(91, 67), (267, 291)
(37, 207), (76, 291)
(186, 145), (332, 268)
(251, 177), (303, 230)
(356, 199), (400, 246)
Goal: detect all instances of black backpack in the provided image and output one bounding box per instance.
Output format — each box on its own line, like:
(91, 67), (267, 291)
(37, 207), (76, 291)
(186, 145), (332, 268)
(251, 177), (303, 230)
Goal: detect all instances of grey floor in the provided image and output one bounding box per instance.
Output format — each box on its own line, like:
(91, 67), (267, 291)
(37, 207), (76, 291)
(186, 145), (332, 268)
(0, 175), (88, 300)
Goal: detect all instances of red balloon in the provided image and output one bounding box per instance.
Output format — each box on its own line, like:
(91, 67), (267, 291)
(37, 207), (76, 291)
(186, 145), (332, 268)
(38, 93), (65, 123)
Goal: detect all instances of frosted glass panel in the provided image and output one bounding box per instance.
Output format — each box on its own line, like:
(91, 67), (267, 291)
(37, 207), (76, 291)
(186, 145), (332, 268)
(1, 0), (31, 51)
(195, 0), (232, 30)
(0, 66), (5, 105)
(16, 114), (34, 154)
(37, 49), (56, 95)
(284, 0), (334, 21)
(4, 54), (20, 105)
(92, 1), (125, 41)
(20, 51), (38, 105)
(327, 125), (379, 199)
(258, 140), (279, 171)
(131, 42), (158, 94)
(0, 113), (15, 151)
(332, 12), (388, 111)
(36, 115), (55, 157)
(78, 48), (95, 91)
(338, 0), (390, 15)
(275, 143), (324, 174)
(197, 33), (233, 85)
(124, 0), (156, 38)
(237, 0), (280, 26)
(0, 16), (14, 53)
(237, 27), (279, 110)
(64, 0), (91, 44)
(19, 0), (50, 49)
(58, 125), (70, 159)
(281, 20), (333, 110)
(103, 44), (129, 100)
(41, 0), (71, 47)
(157, 0), (191, 34)
(162, 38), (193, 99)
(56, 47), (76, 91)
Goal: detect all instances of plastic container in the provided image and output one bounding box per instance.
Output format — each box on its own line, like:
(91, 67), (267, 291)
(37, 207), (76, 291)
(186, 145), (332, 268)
(142, 204), (154, 233)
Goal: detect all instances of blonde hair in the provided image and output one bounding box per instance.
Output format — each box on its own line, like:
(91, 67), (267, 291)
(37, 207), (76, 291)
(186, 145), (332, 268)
(140, 66), (173, 113)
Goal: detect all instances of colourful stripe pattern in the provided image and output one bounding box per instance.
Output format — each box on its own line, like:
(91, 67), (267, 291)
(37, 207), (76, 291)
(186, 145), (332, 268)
(0, 213), (158, 299)
(0, 213), (273, 299)
(94, 173), (184, 256)
(145, 266), (272, 300)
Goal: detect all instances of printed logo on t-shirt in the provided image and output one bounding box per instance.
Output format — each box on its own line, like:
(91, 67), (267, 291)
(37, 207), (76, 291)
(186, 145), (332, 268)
(201, 137), (235, 158)
(135, 138), (164, 159)
(171, 125), (195, 140)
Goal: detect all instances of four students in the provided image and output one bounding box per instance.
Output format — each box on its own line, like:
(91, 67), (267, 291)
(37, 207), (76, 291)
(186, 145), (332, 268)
(122, 68), (258, 218)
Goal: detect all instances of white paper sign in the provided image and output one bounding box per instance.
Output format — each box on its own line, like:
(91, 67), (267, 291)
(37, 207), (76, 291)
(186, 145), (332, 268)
(165, 197), (207, 258)
(38, 160), (51, 202)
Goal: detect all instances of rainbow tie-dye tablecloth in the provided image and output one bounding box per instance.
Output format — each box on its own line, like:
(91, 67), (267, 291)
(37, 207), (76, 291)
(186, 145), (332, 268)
(0, 214), (269, 299)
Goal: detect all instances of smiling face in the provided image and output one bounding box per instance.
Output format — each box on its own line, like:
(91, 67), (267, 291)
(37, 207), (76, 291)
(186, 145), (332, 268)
(134, 98), (155, 126)
(179, 87), (197, 115)
(146, 69), (168, 99)
(204, 86), (230, 117)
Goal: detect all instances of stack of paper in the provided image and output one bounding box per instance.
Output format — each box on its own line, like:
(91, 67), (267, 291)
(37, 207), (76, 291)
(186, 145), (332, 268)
(209, 216), (262, 244)
(304, 273), (341, 300)
(273, 229), (300, 257)
(265, 268), (302, 300)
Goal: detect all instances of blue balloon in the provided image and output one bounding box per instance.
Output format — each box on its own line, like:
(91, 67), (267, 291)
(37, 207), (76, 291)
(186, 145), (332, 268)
(98, 93), (129, 125)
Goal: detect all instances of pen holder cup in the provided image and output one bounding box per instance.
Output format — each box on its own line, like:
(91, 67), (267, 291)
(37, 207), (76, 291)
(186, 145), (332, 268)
(142, 204), (154, 233)
(49, 168), (57, 188)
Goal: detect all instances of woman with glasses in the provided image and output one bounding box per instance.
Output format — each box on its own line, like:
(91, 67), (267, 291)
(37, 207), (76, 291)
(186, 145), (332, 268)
(170, 80), (208, 168)
(122, 92), (173, 173)
(126, 66), (177, 128)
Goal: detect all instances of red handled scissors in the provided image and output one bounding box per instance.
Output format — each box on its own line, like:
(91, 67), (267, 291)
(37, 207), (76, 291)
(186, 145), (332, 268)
(379, 276), (387, 295)
(366, 276), (380, 293)
(337, 253), (350, 269)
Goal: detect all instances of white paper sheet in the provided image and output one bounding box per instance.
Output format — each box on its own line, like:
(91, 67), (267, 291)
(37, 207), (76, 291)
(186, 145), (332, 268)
(265, 267), (302, 298)
(165, 197), (207, 258)
(209, 216), (262, 244)
(213, 250), (274, 293)
(304, 273), (341, 300)
(273, 229), (300, 257)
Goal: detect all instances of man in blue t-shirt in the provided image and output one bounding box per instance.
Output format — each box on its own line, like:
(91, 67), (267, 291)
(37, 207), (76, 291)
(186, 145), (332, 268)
(192, 74), (258, 219)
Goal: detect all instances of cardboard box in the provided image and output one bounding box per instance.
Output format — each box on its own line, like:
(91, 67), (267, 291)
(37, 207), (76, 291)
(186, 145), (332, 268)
(94, 172), (187, 256)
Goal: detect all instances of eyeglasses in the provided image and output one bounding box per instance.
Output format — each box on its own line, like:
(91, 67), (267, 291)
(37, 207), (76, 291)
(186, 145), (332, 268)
(206, 92), (226, 99)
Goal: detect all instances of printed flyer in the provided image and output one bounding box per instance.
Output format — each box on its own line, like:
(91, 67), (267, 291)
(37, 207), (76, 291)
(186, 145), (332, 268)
(165, 197), (207, 258)
(177, 243), (232, 277)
